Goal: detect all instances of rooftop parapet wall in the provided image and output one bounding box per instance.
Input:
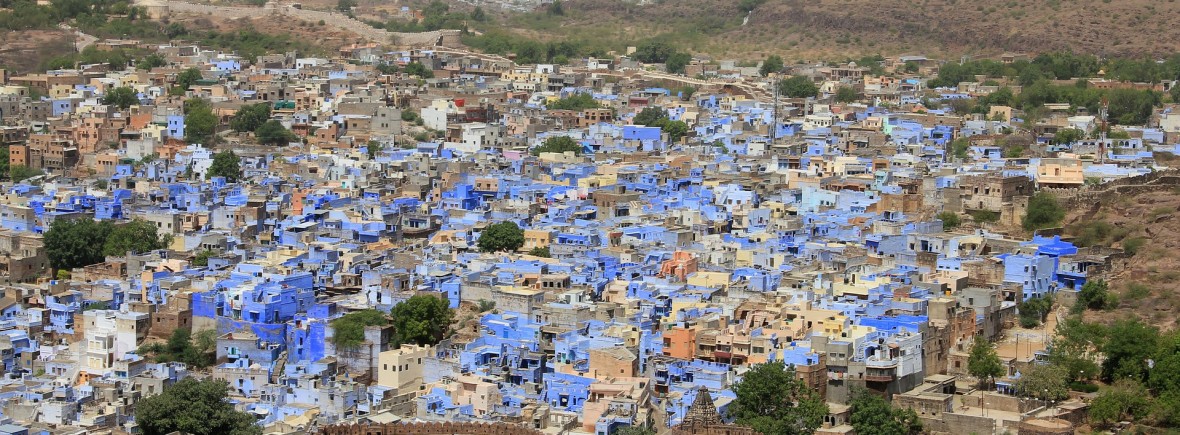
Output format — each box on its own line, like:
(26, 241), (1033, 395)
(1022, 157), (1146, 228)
(318, 422), (544, 435)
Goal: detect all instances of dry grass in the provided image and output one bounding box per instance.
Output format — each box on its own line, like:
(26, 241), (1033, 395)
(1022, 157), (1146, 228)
(1064, 188), (1180, 330)
(0, 30), (77, 74)
(423, 0), (1180, 60)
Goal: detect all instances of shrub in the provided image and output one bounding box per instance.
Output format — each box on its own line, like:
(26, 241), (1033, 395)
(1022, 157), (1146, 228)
(1122, 237), (1145, 256)
(1068, 381), (1099, 393)
(969, 210), (1000, 223)
(937, 211), (961, 229)
(330, 309), (389, 348)
(1124, 283), (1150, 300)
(1023, 192), (1065, 231)
(531, 136), (581, 156)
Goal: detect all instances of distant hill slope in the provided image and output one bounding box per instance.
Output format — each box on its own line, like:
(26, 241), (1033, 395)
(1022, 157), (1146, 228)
(519, 0), (1180, 59)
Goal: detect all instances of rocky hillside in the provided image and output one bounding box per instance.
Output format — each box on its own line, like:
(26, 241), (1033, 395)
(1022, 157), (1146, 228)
(503, 0), (1180, 59)
(1060, 173), (1180, 330)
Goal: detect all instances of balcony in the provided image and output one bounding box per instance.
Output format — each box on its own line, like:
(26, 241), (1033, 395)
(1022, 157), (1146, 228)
(864, 367), (895, 383)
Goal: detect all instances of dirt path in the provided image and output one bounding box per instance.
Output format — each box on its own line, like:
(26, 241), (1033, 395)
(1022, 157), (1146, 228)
(134, 0), (459, 46)
(58, 24), (99, 51)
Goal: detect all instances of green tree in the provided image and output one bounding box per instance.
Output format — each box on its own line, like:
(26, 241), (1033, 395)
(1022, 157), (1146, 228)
(192, 250), (215, 267)
(1171, 84), (1180, 104)
(1074, 280), (1116, 313)
(1016, 363), (1069, 401)
(103, 86), (138, 109)
(760, 55), (784, 77)
(1048, 315), (1103, 382)
(44, 218), (114, 271)
(470, 6), (487, 22)
(1150, 331), (1180, 395)
(184, 98), (217, 145)
(423, 0), (449, 17)
(477, 221), (525, 252)
(208, 150), (241, 182)
(137, 53), (167, 70)
(367, 140), (382, 159)
(662, 120), (689, 143)
(728, 361), (828, 435)
(0, 146), (8, 180)
(330, 309), (389, 349)
(903, 61), (919, 73)
(632, 40), (676, 64)
(10, 165), (41, 182)
(254, 120), (294, 145)
(103, 219), (170, 257)
(547, 0), (564, 15)
(528, 246), (551, 257)
(1022, 192), (1064, 231)
(1052, 128), (1084, 145)
(615, 425), (655, 435)
(1018, 295), (1053, 327)
(134, 378), (261, 435)
(633, 106), (667, 126)
(1101, 318), (1159, 383)
(951, 137), (970, 160)
(139, 328), (217, 368)
(665, 52), (691, 75)
(848, 389), (922, 435)
(390, 294), (454, 346)
(336, 0), (356, 13)
(404, 62), (433, 78)
(375, 62), (397, 75)
(1089, 380), (1152, 428)
(176, 67), (202, 91)
(835, 86), (857, 103)
(937, 211), (960, 229)
(737, 0), (766, 12)
(546, 93), (599, 110)
(531, 136), (581, 156)
(778, 75), (818, 98)
(229, 103), (271, 132)
(968, 335), (1004, 388)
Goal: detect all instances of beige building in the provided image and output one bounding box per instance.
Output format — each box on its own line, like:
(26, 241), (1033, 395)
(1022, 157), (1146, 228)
(377, 344), (433, 392)
(1036, 155), (1085, 187)
(80, 310), (150, 375)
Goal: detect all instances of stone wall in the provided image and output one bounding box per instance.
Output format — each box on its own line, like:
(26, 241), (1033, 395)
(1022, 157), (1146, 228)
(1044, 169), (1180, 209)
(318, 422), (543, 435)
(920, 412), (996, 434)
(667, 424), (760, 435)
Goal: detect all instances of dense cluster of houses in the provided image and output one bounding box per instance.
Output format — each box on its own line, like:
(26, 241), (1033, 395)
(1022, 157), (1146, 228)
(0, 41), (1173, 435)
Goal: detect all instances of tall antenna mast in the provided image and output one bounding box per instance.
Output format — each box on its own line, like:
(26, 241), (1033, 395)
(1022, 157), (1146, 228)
(1099, 95), (1108, 164)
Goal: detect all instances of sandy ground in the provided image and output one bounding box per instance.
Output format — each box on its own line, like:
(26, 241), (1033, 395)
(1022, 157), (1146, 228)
(995, 305), (1061, 362)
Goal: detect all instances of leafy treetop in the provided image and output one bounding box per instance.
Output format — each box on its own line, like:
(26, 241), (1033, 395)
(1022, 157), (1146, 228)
(208, 150), (241, 182)
(531, 136), (582, 156)
(968, 335), (1005, 388)
(390, 294), (454, 346)
(727, 360), (828, 435)
(134, 377), (262, 435)
(477, 221), (525, 252)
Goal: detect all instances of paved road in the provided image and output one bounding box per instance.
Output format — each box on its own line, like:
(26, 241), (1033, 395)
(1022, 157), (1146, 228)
(59, 24), (99, 51)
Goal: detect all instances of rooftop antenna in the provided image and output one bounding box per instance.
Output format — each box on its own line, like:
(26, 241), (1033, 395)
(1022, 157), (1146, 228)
(1099, 95), (1108, 164)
